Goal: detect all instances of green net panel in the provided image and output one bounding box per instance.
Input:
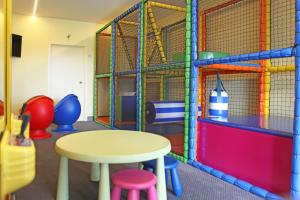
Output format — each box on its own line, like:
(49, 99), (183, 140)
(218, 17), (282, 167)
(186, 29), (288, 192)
(145, 0), (186, 68)
(115, 9), (139, 73)
(95, 77), (110, 125)
(114, 74), (137, 130)
(143, 69), (186, 156)
(96, 26), (111, 74)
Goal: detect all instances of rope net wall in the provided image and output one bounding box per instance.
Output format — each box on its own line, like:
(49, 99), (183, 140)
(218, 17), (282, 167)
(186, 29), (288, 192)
(143, 69), (186, 156)
(269, 0), (295, 118)
(96, 26), (111, 74)
(199, 0), (260, 54)
(204, 72), (259, 116)
(197, 0), (295, 134)
(114, 74), (137, 130)
(96, 78), (110, 125)
(145, 0), (186, 68)
(115, 9), (139, 73)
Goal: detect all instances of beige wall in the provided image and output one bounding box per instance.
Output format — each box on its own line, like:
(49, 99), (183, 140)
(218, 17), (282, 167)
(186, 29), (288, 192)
(11, 14), (103, 119)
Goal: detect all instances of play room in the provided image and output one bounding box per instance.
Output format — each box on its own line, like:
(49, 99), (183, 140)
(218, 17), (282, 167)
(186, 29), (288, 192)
(0, 0), (298, 199)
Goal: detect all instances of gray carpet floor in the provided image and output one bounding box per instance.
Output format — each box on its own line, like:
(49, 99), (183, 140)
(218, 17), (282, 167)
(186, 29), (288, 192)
(16, 121), (264, 200)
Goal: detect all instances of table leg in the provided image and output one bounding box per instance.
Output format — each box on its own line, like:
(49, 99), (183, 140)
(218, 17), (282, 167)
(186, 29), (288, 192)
(56, 156), (69, 200)
(156, 156), (167, 200)
(90, 163), (100, 181)
(99, 163), (110, 200)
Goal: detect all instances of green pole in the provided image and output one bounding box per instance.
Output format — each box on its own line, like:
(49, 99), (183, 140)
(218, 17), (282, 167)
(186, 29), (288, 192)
(138, 0), (145, 131)
(183, 0), (192, 163)
(110, 22), (116, 128)
(93, 32), (98, 121)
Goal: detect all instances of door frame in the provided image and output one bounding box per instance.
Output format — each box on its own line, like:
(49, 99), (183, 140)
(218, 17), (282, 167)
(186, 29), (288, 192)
(48, 43), (87, 121)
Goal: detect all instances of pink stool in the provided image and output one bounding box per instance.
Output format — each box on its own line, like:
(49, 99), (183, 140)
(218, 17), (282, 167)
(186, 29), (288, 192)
(111, 169), (158, 200)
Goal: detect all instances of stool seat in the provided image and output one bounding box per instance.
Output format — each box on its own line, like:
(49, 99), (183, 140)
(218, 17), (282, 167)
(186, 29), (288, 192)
(143, 156), (178, 170)
(111, 169), (158, 200)
(112, 169), (156, 190)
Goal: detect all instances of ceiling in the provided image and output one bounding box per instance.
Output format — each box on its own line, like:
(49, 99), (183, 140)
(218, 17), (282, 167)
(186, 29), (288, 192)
(12, 0), (140, 24)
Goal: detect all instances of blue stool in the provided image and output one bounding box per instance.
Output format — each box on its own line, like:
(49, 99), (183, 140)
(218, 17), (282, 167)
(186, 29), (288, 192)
(143, 156), (183, 197)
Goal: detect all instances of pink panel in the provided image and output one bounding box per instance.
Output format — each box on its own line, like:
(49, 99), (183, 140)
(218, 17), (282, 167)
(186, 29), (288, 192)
(197, 121), (292, 194)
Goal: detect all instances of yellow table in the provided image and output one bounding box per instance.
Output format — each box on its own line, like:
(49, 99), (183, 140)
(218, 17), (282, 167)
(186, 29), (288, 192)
(55, 130), (171, 200)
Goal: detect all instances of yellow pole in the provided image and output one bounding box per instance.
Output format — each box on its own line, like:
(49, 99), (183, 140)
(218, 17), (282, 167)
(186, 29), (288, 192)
(160, 76), (164, 101)
(5, 0), (12, 130)
(147, 5), (167, 64)
(147, 38), (160, 65)
(149, 1), (186, 12)
(120, 21), (138, 26)
(268, 66), (295, 72)
(198, 15), (203, 112)
(116, 24), (135, 70)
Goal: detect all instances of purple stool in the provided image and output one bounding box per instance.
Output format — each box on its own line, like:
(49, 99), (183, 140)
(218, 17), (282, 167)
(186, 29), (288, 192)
(111, 169), (158, 200)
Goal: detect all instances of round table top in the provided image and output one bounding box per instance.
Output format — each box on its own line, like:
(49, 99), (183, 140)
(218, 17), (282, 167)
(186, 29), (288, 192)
(55, 130), (171, 163)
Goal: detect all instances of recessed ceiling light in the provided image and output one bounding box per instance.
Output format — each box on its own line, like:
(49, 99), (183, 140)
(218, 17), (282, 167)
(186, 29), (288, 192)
(32, 0), (38, 18)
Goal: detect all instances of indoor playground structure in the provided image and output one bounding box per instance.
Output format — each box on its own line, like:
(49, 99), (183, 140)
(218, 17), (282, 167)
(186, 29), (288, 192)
(94, 0), (300, 199)
(95, 0), (190, 159)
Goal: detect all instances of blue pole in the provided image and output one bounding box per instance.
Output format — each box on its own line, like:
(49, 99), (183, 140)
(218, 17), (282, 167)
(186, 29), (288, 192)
(111, 22), (116, 128)
(189, 0), (199, 160)
(292, 0), (300, 198)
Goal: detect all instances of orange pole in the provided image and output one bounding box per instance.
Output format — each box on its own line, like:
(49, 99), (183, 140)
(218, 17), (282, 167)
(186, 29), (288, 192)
(259, 0), (267, 116)
(202, 14), (206, 51)
(204, 70), (260, 76)
(208, 64), (262, 72)
(200, 13), (206, 118)
(201, 75), (206, 118)
(204, 0), (243, 15)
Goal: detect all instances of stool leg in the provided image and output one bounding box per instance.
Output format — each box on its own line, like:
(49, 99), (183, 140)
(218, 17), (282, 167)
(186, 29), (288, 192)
(148, 186), (158, 200)
(128, 189), (140, 200)
(170, 168), (183, 197)
(111, 186), (122, 200)
(165, 170), (169, 187)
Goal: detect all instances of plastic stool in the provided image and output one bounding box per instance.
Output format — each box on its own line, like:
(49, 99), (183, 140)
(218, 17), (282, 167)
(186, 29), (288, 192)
(111, 169), (157, 200)
(143, 156), (183, 197)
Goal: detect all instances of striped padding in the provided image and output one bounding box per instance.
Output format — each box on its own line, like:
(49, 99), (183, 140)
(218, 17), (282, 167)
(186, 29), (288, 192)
(146, 101), (201, 124)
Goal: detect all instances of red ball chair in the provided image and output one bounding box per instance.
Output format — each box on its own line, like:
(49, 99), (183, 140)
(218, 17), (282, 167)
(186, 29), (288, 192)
(0, 100), (4, 116)
(25, 95), (54, 139)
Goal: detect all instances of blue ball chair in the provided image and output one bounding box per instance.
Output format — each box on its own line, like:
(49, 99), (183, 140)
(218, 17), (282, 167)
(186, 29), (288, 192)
(53, 94), (81, 133)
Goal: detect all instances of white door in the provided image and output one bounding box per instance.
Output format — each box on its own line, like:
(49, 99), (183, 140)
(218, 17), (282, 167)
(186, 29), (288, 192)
(49, 44), (85, 121)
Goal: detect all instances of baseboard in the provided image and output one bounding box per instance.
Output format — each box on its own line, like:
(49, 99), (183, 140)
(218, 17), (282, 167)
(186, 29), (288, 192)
(87, 116), (94, 121)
